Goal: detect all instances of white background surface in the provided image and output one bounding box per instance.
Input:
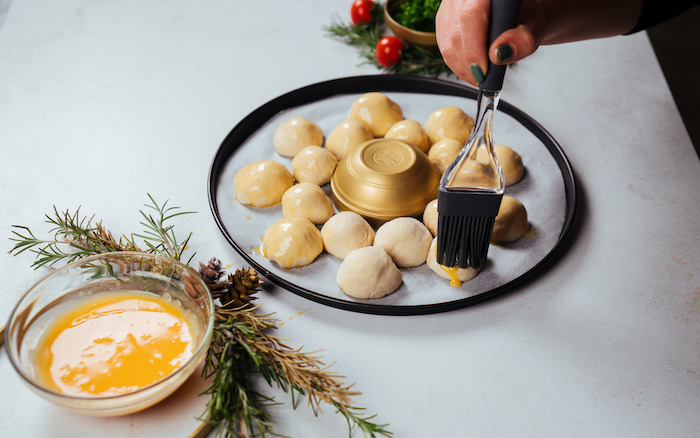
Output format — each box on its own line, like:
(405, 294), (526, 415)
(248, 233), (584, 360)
(0, 1), (698, 437)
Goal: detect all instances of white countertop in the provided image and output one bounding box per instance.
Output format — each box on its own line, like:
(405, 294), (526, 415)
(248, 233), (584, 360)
(1, 1), (698, 437)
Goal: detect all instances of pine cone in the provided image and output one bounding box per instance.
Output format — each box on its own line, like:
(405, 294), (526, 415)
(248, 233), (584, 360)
(198, 258), (229, 298)
(220, 267), (262, 308)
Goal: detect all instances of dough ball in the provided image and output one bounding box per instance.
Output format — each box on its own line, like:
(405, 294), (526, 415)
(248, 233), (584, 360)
(347, 92), (403, 137)
(422, 199), (438, 236)
(336, 246), (402, 299)
(494, 144), (524, 186)
(373, 217), (432, 268)
(292, 146), (338, 186)
(426, 237), (480, 286)
(491, 195), (529, 244)
(273, 116), (324, 158)
(281, 182), (334, 225)
(428, 138), (462, 174)
(262, 217), (323, 269)
(384, 119), (430, 153)
(321, 211), (375, 259)
(234, 160), (293, 207)
(325, 119), (373, 160)
(424, 106), (474, 145)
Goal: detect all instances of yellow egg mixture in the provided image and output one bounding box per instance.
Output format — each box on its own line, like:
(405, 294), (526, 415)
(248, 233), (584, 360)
(34, 292), (193, 396)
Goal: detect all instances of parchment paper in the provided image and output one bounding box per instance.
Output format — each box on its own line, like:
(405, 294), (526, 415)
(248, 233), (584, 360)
(215, 91), (567, 308)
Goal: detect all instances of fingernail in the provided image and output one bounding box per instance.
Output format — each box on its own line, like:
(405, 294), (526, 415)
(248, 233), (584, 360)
(495, 45), (513, 64)
(470, 63), (485, 83)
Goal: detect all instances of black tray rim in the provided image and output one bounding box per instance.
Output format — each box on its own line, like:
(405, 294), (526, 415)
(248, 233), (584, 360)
(208, 74), (577, 316)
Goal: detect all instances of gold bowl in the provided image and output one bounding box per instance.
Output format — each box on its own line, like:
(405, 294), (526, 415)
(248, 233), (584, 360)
(331, 138), (440, 226)
(5, 252), (214, 416)
(384, 0), (438, 50)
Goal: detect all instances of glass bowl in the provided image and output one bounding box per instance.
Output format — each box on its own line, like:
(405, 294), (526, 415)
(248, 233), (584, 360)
(5, 252), (214, 417)
(331, 138), (440, 226)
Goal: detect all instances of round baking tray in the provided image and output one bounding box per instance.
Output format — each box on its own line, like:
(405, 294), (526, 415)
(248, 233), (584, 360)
(208, 75), (577, 315)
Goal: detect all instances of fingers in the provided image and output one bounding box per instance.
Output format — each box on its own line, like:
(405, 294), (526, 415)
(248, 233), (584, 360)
(488, 0), (547, 65)
(437, 0), (490, 86)
(436, 0), (548, 84)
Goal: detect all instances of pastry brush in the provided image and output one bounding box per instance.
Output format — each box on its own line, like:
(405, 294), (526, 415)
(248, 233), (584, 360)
(436, 0), (522, 269)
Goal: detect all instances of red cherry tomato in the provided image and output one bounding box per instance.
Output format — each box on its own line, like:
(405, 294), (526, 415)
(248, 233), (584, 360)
(375, 36), (403, 67)
(350, 0), (374, 25)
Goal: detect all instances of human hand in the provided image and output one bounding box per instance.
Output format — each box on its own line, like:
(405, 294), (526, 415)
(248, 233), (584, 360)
(436, 0), (548, 86)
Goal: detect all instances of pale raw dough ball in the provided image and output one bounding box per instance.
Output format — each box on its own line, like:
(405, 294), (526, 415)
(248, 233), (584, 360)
(424, 106), (474, 145)
(325, 120), (374, 160)
(422, 199), (438, 236)
(336, 246), (402, 299)
(494, 144), (524, 186)
(428, 138), (462, 174)
(262, 217), (323, 269)
(234, 160), (293, 207)
(491, 195), (529, 244)
(273, 116), (324, 158)
(292, 146), (338, 186)
(373, 217), (432, 268)
(384, 119), (430, 153)
(426, 237), (480, 286)
(321, 211), (375, 259)
(348, 92), (403, 137)
(281, 182), (334, 225)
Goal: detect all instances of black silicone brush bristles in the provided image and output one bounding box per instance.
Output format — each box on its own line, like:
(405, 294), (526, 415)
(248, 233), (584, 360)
(436, 189), (503, 269)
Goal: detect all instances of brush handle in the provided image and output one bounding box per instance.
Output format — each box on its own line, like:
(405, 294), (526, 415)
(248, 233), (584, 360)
(479, 0), (523, 92)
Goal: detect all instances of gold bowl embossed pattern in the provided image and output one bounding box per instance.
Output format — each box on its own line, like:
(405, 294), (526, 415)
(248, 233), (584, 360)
(331, 138), (440, 226)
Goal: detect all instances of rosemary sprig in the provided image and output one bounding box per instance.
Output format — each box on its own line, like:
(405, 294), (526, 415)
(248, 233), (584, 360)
(9, 207), (143, 269)
(133, 193), (196, 263)
(8, 195), (194, 267)
(203, 306), (392, 438)
(324, 4), (452, 77)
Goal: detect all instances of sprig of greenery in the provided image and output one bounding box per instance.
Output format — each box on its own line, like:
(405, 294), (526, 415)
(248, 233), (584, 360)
(9, 207), (142, 269)
(133, 193), (196, 263)
(8, 195), (194, 267)
(202, 306), (392, 438)
(324, 3), (452, 77)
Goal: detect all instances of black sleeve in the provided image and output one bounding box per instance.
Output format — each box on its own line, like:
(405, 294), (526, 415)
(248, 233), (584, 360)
(626, 0), (699, 33)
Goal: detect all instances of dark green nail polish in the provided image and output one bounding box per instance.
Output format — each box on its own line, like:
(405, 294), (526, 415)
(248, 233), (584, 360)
(470, 63), (485, 83)
(495, 45), (513, 64)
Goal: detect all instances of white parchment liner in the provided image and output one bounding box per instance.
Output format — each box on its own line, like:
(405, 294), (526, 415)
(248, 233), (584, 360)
(216, 91), (566, 308)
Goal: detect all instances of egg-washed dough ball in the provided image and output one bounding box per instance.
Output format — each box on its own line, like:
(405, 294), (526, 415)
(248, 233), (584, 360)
(262, 217), (323, 269)
(424, 107), (474, 145)
(273, 116), (324, 158)
(373, 217), (432, 268)
(428, 138), (462, 174)
(384, 119), (431, 153)
(494, 144), (524, 186)
(336, 246), (402, 299)
(426, 237), (480, 286)
(292, 146), (338, 186)
(491, 195), (529, 244)
(423, 199), (438, 236)
(325, 120), (374, 160)
(347, 92), (403, 137)
(281, 182), (334, 225)
(234, 160), (293, 207)
(321, 211), (375, 259)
